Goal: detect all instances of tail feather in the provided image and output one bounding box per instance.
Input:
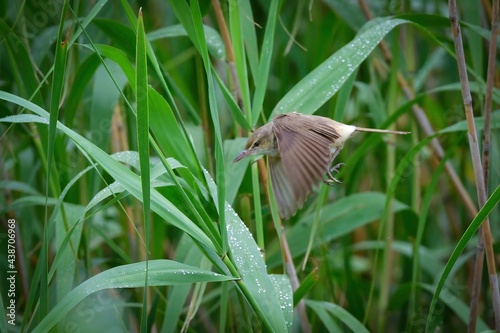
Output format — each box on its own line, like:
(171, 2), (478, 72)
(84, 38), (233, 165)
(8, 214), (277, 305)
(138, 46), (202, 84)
(355, 127), (410, 135)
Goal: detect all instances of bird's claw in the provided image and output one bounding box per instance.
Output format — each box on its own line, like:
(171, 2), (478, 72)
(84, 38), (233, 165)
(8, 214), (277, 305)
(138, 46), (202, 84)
(323, 178), (342, 186)
(323, 163), (345, 186)
(323, 173), (342, 186)
(329, 163), (345, 174)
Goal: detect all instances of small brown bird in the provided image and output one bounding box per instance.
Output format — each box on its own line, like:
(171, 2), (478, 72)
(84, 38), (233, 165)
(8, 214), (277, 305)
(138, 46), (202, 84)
(234, 112), (409, 219)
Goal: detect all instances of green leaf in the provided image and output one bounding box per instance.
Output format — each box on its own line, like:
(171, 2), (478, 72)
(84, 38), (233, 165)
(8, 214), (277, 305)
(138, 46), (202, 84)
(236, 0), (259, 85)
(0, 92), (215, 249)
(69, 0), (110, 47)
(148, 24), (225, 60)
(0, 20), (44, 105)
(426, 184), (500, 332)
(135, 10), (151, 229)
(420, 284), (490, 332)
(149, 87), (204, 175)
(80, 44), (136, 88)
(0, 114), (48, 125)
(161, 235), (205, 333)
(293, 268), (318, 307)
(407, 137), (461, 328)
(92, 18), (136, 56)
(271, 18), (408, 118)
(266, 192), (409, 268)
(45, 1), (69, 320)
(136, 9), (151, 331)
(32, 260), (236, 333)
(212, 67), (252, 131)
(306, 300), (370, 333)
(251, 0), (280, 124)
(228, 0), (253, 121)
(438, 110), (500, 133)
(55, 204), (84, 302)
(324, 0), (366, 30)
(269, 275), (293, 332)
(185, 0), (227, 253)
(225, 203), (290, 332)
(64, 54), (101, 126)
(224, 138), (250, 205)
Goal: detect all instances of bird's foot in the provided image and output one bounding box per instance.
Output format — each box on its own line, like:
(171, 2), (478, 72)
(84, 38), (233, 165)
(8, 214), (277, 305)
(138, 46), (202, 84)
(323, 177), (341, 186)
(323, 163), (344, 186)
(329, 163), (344, 174)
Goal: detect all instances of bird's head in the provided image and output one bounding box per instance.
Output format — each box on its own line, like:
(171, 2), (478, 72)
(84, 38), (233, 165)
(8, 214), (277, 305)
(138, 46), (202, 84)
(233, 123), (278, 163)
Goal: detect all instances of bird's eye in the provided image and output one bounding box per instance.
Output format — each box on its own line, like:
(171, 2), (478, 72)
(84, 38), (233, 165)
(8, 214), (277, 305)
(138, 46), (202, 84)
(253, 141), (260, 148)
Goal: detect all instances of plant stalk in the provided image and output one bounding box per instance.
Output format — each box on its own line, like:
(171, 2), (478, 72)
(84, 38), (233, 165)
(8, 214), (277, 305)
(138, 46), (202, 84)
(449, 1), (500, 331)
(469, 0), (499, 331)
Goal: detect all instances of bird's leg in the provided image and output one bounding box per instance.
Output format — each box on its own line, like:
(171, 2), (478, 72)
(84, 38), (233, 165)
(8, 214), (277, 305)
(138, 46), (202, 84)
(323, 147), (344, 186)
(323, 163), (344, 185)
(323, 176), (341, 185)
(329, 162), (344, 173)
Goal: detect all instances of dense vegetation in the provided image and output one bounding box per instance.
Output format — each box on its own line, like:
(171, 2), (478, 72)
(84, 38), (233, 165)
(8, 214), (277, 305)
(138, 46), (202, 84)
(1, 0), (499, 332)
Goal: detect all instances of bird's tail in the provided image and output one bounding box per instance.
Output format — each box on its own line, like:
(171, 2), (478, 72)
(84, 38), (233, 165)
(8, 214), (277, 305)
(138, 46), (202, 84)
(355, 127), (410, 135)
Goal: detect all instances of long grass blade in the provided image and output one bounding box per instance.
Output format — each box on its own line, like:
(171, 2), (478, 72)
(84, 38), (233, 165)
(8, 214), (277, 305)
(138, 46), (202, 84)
(425, 184), (500, 332)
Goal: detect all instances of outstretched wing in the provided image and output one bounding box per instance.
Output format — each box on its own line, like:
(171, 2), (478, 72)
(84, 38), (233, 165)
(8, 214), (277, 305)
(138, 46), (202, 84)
(269, 113), (340, 218)
(268, 156), (297, 220)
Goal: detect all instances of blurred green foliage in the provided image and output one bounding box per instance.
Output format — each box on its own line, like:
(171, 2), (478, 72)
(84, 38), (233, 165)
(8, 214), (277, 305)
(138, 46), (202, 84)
(0, 0), (499, 332)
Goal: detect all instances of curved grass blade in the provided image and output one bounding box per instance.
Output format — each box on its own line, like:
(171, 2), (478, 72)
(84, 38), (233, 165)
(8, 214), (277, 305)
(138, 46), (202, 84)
(135, 9), (151, 332)
(228, 0), (252, 121)
(225, 203), (289, 332)
(200, 165), (289, 331)
(293, 268), (318, 307)
(250, 0), (280, 125)
(0, 20), (44, 106)
(117, 0), (204, 170)
(80, 44), (135, 86)
(44, 0), (69, 319)
(31, 260), (236, 333)
(417, 284), (490, 332)
(0, 92), (215, 249)
(306, 300), (370, 333)
(161, 235), (204, 333)
(426, 184), (500, 332)
(407, 137), (461, 329)
(266, 192), (409, 269)
(189, 0), (228, 253)
(148, 24), (225, 60)
(212, 67), (252, 131)
(92, 18), (136, 56)
(136, 9), (150, 250)
(269, 274), (293, 332)
(271, 18), (408, 118)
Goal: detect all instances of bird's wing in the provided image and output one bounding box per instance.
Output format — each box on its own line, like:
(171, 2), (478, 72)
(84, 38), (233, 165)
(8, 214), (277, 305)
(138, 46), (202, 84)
(270, 114), (340, 218)
(268, 156), (297, 220)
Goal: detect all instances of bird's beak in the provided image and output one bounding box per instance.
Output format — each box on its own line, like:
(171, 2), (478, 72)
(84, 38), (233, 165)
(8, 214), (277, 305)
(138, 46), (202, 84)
(233, 150), (250, 163)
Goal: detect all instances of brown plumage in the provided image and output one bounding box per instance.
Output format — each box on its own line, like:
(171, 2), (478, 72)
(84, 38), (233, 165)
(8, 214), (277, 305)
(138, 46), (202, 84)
(234, 112), (409, 219)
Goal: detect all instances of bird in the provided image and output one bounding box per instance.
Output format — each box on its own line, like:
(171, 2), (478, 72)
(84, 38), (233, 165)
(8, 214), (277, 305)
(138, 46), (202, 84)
(233, 112), (409, 219)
